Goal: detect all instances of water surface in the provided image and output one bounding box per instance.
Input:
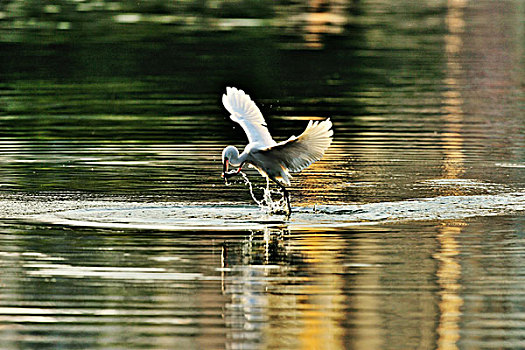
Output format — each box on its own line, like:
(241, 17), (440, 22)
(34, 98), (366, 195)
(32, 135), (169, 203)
(0, 1), (524, 349)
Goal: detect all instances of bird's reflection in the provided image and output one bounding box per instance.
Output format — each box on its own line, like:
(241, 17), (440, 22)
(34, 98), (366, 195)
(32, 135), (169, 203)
(219, 226), (347, 349)
(219, 226), (300, 348)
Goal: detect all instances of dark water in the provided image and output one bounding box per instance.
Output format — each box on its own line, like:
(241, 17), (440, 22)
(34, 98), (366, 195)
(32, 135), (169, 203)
(0, 1), (524, 349)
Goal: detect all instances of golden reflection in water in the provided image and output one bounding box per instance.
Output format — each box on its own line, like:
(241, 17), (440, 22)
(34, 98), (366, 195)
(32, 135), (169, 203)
(434, 223), (465, 350)
(298, 150), (346, 206)
(303, 0), (347, 49)
(221, 229), (347, 349)
(292, 232), (345, 350)
(434, 1), (467, 349)
(279, 0), (348, 49)
(441, 0), (466, 185)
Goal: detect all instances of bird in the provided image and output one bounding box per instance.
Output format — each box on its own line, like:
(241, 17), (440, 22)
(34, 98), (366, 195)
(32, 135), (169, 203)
(221, 87), (333, 215)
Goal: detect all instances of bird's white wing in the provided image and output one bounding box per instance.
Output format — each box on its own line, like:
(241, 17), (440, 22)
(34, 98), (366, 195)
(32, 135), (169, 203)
(222, 87), (275, 146)
(256, 118), (333, 173)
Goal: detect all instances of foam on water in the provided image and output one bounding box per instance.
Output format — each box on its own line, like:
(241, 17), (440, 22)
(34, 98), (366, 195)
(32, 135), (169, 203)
(2, 190), (523, 231)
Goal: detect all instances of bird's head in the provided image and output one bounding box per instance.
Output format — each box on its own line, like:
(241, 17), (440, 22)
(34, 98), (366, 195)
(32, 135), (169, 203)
(221, 145), (239, 177)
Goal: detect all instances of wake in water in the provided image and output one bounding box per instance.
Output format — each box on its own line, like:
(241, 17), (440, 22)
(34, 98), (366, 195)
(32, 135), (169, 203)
(2, 189), (524, 230)
(239, 172), (288, 214)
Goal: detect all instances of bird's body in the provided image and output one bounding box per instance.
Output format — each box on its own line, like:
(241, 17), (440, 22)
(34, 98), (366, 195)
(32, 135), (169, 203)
(221, 87), (333, 214)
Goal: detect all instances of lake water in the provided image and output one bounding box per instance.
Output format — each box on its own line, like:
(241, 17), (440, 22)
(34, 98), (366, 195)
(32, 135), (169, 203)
(0, 1), (524, 349)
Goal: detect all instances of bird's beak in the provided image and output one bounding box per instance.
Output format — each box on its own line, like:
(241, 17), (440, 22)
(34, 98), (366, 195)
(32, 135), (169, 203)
(221, 159), (229, 178)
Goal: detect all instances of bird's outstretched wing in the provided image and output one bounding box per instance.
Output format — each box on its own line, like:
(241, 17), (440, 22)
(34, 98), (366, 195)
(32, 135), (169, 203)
(222, 87), (275, 146)
(256, 118), (333, 173)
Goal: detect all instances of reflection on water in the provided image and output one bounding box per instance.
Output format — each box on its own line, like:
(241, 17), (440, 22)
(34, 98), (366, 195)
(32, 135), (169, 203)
(435, 223), (464, 350)
(0, 0), (524, 349)
(437, 4), (465, 348)
(1, 217), (524, 349)
(440, 0), (466, 184)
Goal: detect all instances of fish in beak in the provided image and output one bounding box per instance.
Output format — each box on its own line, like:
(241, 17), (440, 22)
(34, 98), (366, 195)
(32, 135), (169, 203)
(221, 159), (229, 178)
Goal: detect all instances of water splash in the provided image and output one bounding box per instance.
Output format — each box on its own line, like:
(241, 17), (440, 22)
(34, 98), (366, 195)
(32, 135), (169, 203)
(240, 172), (286, 214)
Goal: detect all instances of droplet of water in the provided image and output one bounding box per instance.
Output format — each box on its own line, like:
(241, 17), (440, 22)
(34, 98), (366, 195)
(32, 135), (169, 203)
(240, 172), (286, 214)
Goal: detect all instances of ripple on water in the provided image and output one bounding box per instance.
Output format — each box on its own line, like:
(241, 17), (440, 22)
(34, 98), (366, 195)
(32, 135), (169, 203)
(2, 191), (523, 231)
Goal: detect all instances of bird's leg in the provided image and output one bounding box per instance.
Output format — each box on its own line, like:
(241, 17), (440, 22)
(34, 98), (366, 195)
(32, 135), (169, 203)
(273, 180), (291, 217)
(267, 175), (292, 217)
(281, 186), (292, 217)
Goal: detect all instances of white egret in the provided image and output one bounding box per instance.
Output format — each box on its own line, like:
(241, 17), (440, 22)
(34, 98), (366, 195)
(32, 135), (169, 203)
(221, 87), (333, 215)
